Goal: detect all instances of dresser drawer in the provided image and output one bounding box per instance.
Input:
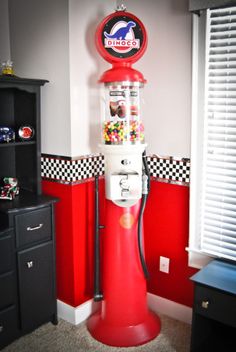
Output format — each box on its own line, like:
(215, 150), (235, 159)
(0, 273), (15, 310)
(0, 232), (13, 274)
(18, 242), (55, 331)
(15, 207), (52, 247)
(0, 306), (18, 349)
(194, 285), (236, 328)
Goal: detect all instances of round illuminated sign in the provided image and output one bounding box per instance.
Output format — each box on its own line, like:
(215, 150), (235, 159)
(96, 11), (147, 64)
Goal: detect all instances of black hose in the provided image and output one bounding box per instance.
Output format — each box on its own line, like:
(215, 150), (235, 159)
(137, 151), (151, 280)
(138, 193), (150, 280)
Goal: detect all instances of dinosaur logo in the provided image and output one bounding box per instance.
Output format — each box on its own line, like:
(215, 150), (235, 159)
(104, 20), (140, 54)
(104, 21), (136, 40)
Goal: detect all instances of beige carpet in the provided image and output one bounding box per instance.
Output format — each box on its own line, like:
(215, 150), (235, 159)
(3, 314), (191, 352)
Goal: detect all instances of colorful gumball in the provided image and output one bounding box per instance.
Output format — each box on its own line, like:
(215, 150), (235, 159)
(103, 120), (145, 144)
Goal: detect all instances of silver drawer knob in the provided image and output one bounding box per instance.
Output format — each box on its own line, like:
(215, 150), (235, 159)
(27, 261), (34, 268)
(201, 300), (209, 309)
(0, 325), (3, 333)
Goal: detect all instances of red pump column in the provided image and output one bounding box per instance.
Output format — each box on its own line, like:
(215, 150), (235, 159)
(87, 8), (161, 347)
(88, 200), (160, 346)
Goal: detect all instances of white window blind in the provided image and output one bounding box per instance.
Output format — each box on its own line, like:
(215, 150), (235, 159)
(201, 6), (236, 261)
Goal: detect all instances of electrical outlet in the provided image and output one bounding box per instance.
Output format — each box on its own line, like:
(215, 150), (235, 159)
(159, 256), (170, 273)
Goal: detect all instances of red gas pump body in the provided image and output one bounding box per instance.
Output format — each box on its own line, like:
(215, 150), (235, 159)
(87, 200), (160, 346)
(87, 9), (161, 346)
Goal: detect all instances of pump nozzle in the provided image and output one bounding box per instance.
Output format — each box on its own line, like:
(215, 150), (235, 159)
(142, 174), (148, 195)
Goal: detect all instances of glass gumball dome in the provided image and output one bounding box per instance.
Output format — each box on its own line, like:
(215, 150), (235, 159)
(101, 81), (145, 145)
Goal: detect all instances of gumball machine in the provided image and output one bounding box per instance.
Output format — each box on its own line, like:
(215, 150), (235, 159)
(87, 4), (161, 347)
(101, 81), (146, 207)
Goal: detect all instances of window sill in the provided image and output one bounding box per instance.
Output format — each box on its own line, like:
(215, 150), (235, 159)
(186, 247), (213, 269)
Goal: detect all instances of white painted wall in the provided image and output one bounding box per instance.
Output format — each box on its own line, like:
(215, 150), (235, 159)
(8, 0), (71, 156)
(0, 0), (11, 62)
(69, 0), (192, 157)
(68, 0), (112, 156)
(137, 0), (192, 158)
(7, 0), (191, 158)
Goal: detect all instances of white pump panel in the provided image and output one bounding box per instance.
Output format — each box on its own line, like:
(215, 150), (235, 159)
(109, 173), (140, 200)
(100, 143), (146, 207)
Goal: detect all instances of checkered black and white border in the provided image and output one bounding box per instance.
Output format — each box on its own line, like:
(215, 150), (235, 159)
(41, 153), (190, 186)
(41, 154), (104, 184)
(147, 156), (190, 185)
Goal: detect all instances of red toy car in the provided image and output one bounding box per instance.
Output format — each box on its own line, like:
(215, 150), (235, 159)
(109, 100), (138, 118)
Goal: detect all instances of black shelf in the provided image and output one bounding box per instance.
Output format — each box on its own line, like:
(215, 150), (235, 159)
(0, 78), (46, 194)
(0, 141), (36, 148)
(0, 75), (48, 86)
(0, 190), (58, 214)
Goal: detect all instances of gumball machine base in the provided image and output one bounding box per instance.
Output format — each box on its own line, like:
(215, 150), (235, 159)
(87, 309), (161, 347)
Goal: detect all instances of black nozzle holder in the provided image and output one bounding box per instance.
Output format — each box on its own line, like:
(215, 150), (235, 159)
(94, 175), (104, 301)
(94, 293), (104, 302)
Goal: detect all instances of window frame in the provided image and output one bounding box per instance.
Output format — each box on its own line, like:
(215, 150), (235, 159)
(188, 7), (236, 268)
(188, 11), (213, 268)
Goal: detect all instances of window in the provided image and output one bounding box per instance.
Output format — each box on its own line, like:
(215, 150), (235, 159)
(188, 6), (236, 268)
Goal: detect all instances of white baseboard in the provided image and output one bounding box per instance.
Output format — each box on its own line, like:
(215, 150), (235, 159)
(57, 293), (192, 326)
(57, 299), (101, 325)
(147, 293), (192, 324)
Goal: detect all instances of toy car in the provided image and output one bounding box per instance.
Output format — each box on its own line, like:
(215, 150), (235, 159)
(109, 100), (138, 118)
(0, 177), (19, 200)
(110, 100), (126, 118)
(0, 126), (15, 143)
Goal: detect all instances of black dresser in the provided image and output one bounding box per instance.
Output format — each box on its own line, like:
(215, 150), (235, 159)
(0, 193), (57, 349)
(190, 259), (236, 351)
(0, 77), (58, 350)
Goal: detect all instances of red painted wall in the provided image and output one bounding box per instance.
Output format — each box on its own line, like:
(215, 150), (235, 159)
(144, 181), (197, 307)
(42, 179), (105, 307)
(42, 178), (196, 308)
